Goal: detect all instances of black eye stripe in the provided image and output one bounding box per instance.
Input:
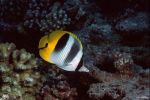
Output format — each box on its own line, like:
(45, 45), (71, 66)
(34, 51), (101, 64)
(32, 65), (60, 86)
(39, 43), (48, 50)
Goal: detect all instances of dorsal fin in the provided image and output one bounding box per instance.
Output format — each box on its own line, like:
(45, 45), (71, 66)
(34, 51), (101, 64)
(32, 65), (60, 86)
(67, 31), (83, 49)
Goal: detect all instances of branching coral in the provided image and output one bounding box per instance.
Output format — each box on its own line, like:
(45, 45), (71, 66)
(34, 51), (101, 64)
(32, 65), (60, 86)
(24, 1), (71, 34)
(0, 42), (16, 61)
(0, 42), (44, 100)
(39, 3), (71, 34)
(12, 49), (38, 70)
(0, 43), (78, 99)
(23, 0), (53, 29)
(1, 0), (91, 34)
(1, 0), (72, 33)
(0, 0), (28, 22)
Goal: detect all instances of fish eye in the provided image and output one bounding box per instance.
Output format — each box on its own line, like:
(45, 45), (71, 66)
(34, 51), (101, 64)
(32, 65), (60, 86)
(39, 43), (48, 50)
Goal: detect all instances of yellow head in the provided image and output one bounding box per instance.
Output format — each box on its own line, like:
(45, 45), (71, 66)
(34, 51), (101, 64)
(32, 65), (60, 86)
(38, 30), (66, 63)
(38, 35), (51, 62)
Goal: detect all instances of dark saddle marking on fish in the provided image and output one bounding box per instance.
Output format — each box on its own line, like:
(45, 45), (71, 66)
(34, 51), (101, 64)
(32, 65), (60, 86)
(54, 33), (69, 52)
(64, 38), (80, 63)
(75, 56), (83, 71)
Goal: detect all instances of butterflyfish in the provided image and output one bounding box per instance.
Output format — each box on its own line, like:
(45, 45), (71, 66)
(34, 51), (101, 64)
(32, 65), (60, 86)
(38, 30), (89, 72)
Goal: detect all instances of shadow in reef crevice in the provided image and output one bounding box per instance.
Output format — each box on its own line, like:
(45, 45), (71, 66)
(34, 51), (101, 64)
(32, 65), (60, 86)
(0, 30), (42, 57)
(95, 0), (150, 18)
(62, 71), (99, 99)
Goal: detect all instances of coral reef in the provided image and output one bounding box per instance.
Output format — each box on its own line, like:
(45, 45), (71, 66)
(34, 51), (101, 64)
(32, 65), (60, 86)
(63, 0), (90, 25)
(0, 0), (150, 100)
(0, 0), (28, 22)
(0, 43), (79, 100)
(0, 43), (44, 100)
(38, 3), (71, 34)
(0, 21), (18, 32)
(24, 1), (71, 34)
(115, 12), (150, 32)
(83, 44), (150, 99)
(84, 45), (150, 100)
(88, 77), (150, 100)
(12, 49), (38, 70)
(36, 63), (78, 100)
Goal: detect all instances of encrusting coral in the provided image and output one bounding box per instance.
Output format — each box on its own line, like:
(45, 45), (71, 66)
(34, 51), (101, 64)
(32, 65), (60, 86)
(84, 44), (150, 99)
(115, 12), (150, 32)
(87, 78), (150, 100)
(0, 42), (44, 100)
(37, 63), (78, 100)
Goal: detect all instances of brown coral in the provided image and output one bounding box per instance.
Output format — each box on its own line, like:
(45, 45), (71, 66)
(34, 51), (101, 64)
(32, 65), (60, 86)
(112, 51), (134, 77)
(87, 78), (150, 100)
(41, 82), (77, 100)
(39, 64), (78, 100)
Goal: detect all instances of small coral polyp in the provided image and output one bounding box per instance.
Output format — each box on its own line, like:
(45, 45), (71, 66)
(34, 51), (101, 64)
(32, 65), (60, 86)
(0, 42), (43, 99)
(0, 43), (16, 61)
(12, 49), (38, 70)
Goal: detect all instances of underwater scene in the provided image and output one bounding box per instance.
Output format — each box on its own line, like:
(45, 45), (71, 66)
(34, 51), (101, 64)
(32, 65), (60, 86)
(0, 0), (150, 100)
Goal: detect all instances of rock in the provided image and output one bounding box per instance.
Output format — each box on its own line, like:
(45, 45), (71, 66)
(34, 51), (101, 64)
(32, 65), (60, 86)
(115, 12), (150, 32)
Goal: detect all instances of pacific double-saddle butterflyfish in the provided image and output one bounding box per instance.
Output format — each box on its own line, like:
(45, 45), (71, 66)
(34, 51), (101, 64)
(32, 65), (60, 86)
(38, 30), (89, 72)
